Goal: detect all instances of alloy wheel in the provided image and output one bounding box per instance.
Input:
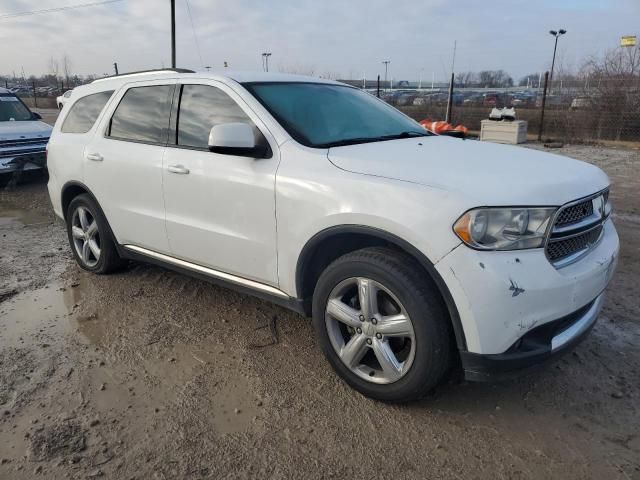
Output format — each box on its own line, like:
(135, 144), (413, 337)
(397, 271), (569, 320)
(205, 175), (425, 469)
(325, 277), (416, 384)
(71, 206), (101, 267)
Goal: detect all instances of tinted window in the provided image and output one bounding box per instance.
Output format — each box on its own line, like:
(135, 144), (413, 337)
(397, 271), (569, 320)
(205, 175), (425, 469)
(61, 91), (113, 133)
(177, 85), (254, 149)
(109, 85), (173, 143)
(244, 82), (429, 148)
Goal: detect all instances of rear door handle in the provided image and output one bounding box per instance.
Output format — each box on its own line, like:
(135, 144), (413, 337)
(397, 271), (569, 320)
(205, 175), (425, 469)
(167, 164), (190, 174)
(86, 152), (103, 162)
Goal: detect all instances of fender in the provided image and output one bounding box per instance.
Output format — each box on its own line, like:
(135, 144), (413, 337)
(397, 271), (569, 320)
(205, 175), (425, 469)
(296, 224), (467, 351)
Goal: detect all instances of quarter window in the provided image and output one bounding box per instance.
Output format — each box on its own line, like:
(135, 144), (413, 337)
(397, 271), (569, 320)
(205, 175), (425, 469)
(177, 85), (255, 149)
(108, 85), (174, 144)
(61, 91), (113, 134)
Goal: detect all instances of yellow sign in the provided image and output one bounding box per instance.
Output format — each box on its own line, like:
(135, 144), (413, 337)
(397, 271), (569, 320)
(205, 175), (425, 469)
(621, 36), (637, 47)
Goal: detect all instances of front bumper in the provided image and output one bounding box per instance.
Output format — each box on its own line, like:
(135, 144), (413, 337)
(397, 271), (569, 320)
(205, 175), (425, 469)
(435, 218), (619, 369)
(0, 151), (47, 174)
(461, 293), (604, 381)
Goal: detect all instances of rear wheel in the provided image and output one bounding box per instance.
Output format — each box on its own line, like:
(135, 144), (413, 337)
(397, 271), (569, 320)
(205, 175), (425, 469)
(66, 194), (126, 274)
(312, 247), (453, 402)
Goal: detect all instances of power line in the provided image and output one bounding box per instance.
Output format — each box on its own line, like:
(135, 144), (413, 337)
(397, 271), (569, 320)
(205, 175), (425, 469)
(184, 0), (204, 69)
(0, 0), (124, 20)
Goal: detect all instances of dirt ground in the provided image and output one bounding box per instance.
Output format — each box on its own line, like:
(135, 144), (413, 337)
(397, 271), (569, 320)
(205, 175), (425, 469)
(1, 114), (639, 479)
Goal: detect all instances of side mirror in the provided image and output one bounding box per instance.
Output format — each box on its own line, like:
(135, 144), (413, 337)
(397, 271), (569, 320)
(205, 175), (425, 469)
(208, 123), (268, 158)
(32, 112), (42, 120)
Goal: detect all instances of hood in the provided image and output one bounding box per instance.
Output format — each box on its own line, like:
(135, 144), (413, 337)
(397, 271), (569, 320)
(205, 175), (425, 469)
(0, 121), (52, 142)
(327, 136), (609, 206)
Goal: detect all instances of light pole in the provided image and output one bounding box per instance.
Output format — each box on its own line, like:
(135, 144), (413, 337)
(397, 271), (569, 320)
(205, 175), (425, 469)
(548, 29), (566, 89)
(382, 60), (390, 91)
(262, 52), (272, 72)
(170, 0), (176, 68)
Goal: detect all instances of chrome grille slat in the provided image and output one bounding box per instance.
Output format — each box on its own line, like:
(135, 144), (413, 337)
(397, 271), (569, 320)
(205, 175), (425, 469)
(545, 189), (609, 268)
(555, 200), (593, 226)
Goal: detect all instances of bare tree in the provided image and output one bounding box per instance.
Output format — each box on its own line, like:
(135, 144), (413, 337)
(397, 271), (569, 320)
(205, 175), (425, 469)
(62, 54), (73, 86)
(456, 71), (478, 87)
(582, 44), (640, 140)
(518, 73), (541, 87)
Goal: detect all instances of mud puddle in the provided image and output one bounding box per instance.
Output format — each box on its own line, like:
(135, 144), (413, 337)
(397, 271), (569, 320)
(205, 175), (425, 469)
(0, 202), (53, 228)
(0, 278), (259, 439)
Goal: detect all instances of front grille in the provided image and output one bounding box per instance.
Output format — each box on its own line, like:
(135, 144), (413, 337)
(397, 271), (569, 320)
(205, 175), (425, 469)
(0, 138), (49, 149)
(0, 146), (47, 159)
(555, 200), (593, 226)
(547, 225), (603, 261)
(546, 190), (609, 267)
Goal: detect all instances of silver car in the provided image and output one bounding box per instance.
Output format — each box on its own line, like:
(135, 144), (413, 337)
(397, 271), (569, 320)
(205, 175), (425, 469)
(0, 87), (52, 177)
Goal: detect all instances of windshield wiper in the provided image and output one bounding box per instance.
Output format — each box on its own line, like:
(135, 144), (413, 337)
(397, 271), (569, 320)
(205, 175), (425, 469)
(378, 131), (431, 140)
(321, 131), (430, 148)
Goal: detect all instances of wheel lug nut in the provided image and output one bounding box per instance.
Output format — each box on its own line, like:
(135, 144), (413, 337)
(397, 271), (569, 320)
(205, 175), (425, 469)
(376, 333), (382, 339)
(356, 327), (362, 334)
(371, 318), (377, 325)
(366, 338), (372, 345)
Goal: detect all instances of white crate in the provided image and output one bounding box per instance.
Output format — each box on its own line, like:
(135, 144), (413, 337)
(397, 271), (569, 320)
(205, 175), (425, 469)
(480, 120), (528, 144)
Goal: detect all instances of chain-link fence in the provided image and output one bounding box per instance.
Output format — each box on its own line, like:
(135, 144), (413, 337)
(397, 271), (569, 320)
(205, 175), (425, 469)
(379, 75), (640, 143)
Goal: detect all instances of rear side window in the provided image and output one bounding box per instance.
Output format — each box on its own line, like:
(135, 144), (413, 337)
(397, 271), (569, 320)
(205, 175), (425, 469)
(108, 85), (174, 144)
(61, 91), (113, 134)
(177, 85), (254, 149)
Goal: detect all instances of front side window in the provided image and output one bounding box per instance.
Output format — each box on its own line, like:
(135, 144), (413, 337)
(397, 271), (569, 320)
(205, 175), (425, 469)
(108, 85), (174, 144)
(243, 82), (430, 148)
(177, 84), (254, 149)
(61, 91), (113, 134)
(0, 95), (33, 122)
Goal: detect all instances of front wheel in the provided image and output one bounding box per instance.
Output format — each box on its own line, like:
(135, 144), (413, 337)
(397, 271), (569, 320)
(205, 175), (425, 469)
(312, 247), (453, 402)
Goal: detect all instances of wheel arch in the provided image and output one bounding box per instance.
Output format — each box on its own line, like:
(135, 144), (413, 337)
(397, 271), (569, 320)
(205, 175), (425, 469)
(61, 181), (94, 221)
(60, 181), (120, 246)
(295, 225), (467, 351)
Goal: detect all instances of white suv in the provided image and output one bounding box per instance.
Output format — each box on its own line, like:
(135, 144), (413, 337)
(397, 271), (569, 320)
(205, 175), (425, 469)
(47, 69), (619, 401)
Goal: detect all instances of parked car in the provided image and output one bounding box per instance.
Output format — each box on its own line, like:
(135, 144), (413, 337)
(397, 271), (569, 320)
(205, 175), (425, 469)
(47, 70), (619, 402)
(57, 89), (74, 109)
(0, 87), (51, 176)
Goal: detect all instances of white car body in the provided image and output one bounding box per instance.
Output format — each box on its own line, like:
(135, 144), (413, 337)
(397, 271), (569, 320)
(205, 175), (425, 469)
(56, 89), (73, 109)
(46, 70), (619, 385)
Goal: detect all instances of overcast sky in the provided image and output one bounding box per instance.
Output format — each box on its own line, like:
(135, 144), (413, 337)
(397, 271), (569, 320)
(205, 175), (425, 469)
(1, 0), (638, 82)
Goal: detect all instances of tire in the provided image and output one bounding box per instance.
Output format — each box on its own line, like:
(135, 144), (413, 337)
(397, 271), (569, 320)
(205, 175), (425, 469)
(312, 247), (453, 402)
(66, 194), (126, 274)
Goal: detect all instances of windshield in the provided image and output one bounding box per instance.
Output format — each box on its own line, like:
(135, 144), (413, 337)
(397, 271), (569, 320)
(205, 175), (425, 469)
(0, 95), (33, 121)
(243, 82), (430, 148)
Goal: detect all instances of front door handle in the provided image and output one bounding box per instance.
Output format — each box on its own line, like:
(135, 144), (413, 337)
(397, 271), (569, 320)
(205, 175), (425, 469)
(86, 152), (103, 162)
(167, 164), (190, 175)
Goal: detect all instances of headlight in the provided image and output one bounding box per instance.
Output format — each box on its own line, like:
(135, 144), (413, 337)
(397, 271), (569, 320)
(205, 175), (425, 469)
(453, 207), (556, 250)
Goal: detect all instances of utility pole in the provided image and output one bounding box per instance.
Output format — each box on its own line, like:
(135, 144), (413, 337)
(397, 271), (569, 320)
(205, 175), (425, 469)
(170, 0), (176, 68)
(113, 62), (119, 75)
(262, 52), (272, 72)
(382, 60), (390, 91)
(538, 71), (550, 141)
(445, 40), (457, 124)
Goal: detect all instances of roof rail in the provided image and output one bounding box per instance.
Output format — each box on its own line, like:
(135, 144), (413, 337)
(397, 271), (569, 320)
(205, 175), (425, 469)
(92, 68), (195, 83)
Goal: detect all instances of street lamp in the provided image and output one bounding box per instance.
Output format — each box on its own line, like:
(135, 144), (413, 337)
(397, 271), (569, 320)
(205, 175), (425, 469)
(548, 29), (567, 86)
(382, 60), (390, 91)
(262, 52), (272, 72)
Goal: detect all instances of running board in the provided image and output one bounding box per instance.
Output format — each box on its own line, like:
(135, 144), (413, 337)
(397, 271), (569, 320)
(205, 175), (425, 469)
(123, 245), (289, 299)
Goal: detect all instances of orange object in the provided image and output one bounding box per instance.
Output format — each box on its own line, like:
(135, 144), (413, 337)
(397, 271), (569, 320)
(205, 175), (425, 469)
(453, 124), (469, 135)
(420, 119), (468, 136)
